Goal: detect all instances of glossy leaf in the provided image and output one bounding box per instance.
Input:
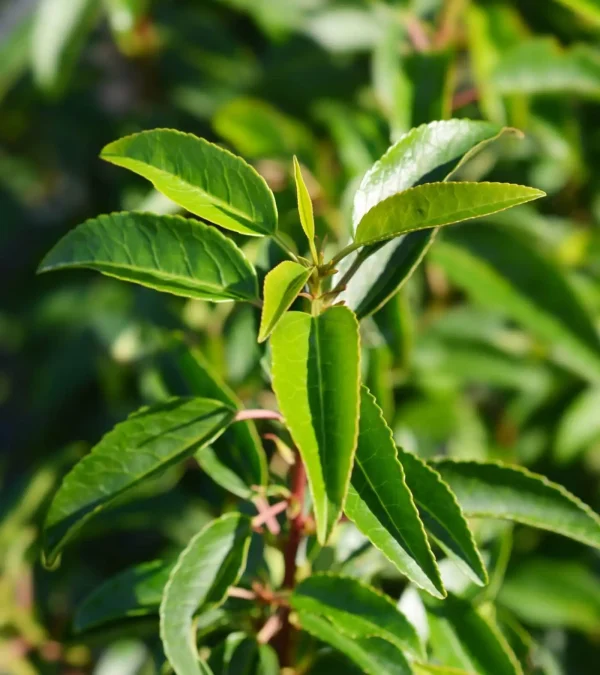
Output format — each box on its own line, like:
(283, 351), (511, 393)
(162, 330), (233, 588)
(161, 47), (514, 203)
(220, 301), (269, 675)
(433, 459), (600, 549)
(340, 119), (507, 317)
(430, 223), (600, 382)
(398, 448), (487, 586)
(31, 0), (98, 96)
(157, 338), (268, 496)
(297, 611), (413, 675)
(38, 212), (259, 302)
(354, 182), (545, 247)
(74, 559), (173, 633)
(292, 574), (423, 657)
(427, 594), (522, 675)
(344, 386), (445, 598)
(293, 157), (318, 262)
(555, 387), (600, 463)
(258, 261), (312, 342)
(101, 129), (278, 236)
(160, 514), (252, 675)
(271, 307), (360, 543)
(43, 398), (234, 566)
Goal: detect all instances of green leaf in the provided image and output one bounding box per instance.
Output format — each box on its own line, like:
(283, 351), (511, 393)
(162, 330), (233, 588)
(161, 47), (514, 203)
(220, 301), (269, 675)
(498, 558), (600, 632)
(258, 261), (312, 342)
(555, 387), (600, 463)
(354, 182), (545, 247)
(256, 644), (279, 675)
(430, 223), (600, 382)
(432, 459), (600, 549)
(404, 49), (455, 126)
(101, 129), (278, 236)
(493, 38), (600, 99)
(397, 448), (487, 586)
(339, 119), (508, 317)
(157, 338), (268, 496)
(0, 14), (33, 103)
(293, 156), (319, 262)
(42, 398), (234, 566)
(38, 212), (259, 302)
(31, 0), (98, 96)
(553, 0), (600, 25)
(427, 594), (522, 675)
(291, 573), (423, 658)
(208, 633), (258, 675)
(297, 611), (412, 675)
(74, 559), (173, 633)
(344, 386), (445, 598)
(160, 513), (252, 675)
(413, 666), (472, 675)
(271, 307), (361, 544)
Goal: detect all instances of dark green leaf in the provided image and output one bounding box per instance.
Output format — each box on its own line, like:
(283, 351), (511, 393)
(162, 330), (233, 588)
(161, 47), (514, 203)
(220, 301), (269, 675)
(42, 398), (234, 566)
(160, 514), (252, 675)
(38, 212), (259, 302)
(555, 387), (600, 463)
(101, 129), (278, 236)
(344, 386), (445, 598)
(271, 307), (361, 543)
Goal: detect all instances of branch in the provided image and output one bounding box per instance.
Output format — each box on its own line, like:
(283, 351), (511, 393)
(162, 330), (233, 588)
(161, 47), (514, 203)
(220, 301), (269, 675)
(235, 409), (283, 423)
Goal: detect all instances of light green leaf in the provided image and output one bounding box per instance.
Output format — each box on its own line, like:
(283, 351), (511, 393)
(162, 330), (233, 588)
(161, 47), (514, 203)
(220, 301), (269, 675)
(553, 0), (600, 25)
(293, 156), (318, 263)
(398, 448), (487, 586)
(413, 665), (472, 675)
(555, 387), (600, 463)
(31, 0), (98, 95)
(498, 558), (600, 632)
(354, 182), (545, 247)
(427, 594), (522, 675)
(344, 386), (445, 598)
(430, 223), (600, 382)
(271, 307), (361, 544)
(38, 212), (259, 302)
(160, 514), (252, 675)
(0, 14), (33, 103)
(297, 611), (412, 675)
(101, 129), (278, 236)
(258, 261), (312, 342)
(291, 573), (423, 658)
(433, 459), (600, 549)
(256, 644), (279, 675)
(42, 398), (234, 566)
(339, 119), (507, 317)
(74, 559), (173, 633)
(156, 337), (268, 496)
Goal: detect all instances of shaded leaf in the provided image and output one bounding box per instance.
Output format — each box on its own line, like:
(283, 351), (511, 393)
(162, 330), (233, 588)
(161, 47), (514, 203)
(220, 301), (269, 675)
(554, 0), (600, 25)
(160, 514), (252, 675)
(101, 129), (278, 236)
(354, 182), (544, 247)
(433, 459), (600, 549)
(38, 212), (259, 302)
(344, 386), (445, 598)
(43, 398), (234, 566)
(398, 448), (487, 586)
(555, 387), (600, 463)
(297, 611), (412, 675)
(271, 307), (360, 543)
(74, 560), (173, 633)
(291, 573), (423, 658)
(258, 261), (312, 342)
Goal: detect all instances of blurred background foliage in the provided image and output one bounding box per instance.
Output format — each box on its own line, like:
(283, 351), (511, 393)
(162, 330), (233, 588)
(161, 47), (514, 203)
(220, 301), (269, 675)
(3, 0), (600, 672)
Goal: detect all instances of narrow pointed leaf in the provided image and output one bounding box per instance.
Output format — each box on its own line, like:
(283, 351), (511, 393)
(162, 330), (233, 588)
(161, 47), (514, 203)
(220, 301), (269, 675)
(433, 460), (600, 549)
(74, 560), (174, 633)
(354, 182), (545, 247)
(38, 212), (259, 302)
(158, 338), (268, 496)
(430, 224), (600, 382)
(258, 261), (312, 342)
(297, 611), (412, 675)
(427, 594), (522, 675)
(291, 573), (423, 658)
(160, 514), (252, 675)
(339, 120), (508, 317)
(293, 156), (318, 262)
(100, 129), (278, 236)
(344, 386), (445, 598)
(271, 307), (360, 543)
(42, 398), (235, 566)
(398, 448), (487, 586)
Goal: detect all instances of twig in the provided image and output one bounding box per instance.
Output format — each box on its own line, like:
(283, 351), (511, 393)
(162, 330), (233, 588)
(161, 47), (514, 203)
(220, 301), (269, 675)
(406, 16), (431, 52)
(228, 586), (257, 601)
(235, 409), (283, 423)
(257, 611), (284, 644)
(253, 496), (283, 535)
(252, 500), (289, 529)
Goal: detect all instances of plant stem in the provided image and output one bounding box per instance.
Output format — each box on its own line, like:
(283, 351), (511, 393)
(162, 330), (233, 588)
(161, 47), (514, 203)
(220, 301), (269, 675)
(327, 240), (362, 269)
(234, 409), (283, 422)
(327, 247), (371, 299)
(273, 233), (300, 262)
